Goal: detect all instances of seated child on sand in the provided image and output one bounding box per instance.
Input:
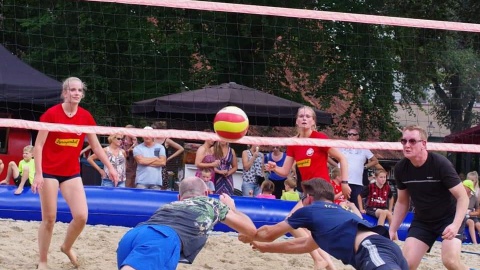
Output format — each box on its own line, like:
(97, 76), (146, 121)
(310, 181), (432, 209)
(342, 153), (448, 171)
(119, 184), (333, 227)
(0, 145), (35, 195)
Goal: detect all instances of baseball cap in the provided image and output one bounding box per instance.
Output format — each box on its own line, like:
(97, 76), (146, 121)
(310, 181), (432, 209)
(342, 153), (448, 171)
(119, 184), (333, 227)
(463, 179), (475, 193)
(144, 126), (153, 130)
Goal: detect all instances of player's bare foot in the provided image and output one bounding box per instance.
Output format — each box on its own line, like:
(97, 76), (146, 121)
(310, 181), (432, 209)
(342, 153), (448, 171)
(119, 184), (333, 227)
(60, 246), (79, 268)
(36, 262), (49, 269)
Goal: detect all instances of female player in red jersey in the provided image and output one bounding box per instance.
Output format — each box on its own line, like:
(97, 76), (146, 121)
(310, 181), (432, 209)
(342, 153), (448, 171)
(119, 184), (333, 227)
(32, 77), (119, 269)
(265, 106), (350, 270)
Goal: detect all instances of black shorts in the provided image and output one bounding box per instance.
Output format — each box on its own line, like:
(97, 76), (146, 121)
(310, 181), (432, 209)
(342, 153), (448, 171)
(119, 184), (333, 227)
(366, 207), (387, 218)
(468, 216), (479, 224)
(355, 234), (408, 270)
(13, 175), (31, 187)
(408, 217), (466, 251)
(42, 173), (81, 184)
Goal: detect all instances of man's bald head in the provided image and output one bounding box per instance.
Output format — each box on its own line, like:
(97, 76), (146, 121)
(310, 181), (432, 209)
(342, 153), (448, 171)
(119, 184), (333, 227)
(179, 176), (208, 200)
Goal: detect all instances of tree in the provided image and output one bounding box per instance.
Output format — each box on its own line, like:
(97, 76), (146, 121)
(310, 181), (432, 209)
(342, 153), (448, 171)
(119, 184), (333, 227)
(6, 0), (475, 140)
(384, 0), (480, 133)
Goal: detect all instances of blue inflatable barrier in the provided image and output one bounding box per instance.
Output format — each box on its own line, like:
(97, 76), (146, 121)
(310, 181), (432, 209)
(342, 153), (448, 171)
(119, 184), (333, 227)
(0, 186), (297, 231)
(0, 186), (477, 243)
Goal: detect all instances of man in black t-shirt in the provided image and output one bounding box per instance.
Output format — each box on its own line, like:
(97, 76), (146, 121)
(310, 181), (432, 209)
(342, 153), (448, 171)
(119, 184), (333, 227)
(389, 125), (469, 270)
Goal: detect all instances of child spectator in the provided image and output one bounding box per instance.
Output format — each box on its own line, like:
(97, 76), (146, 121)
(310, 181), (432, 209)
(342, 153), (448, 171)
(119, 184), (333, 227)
(328, 167), (345, 204)
(0, 145), (35, 195)
(281, 177), (300, 201)
(256, 179), (276, 199)
(358, 169), (394, 228)
(463, 177), (480, 244)
(200, 169), (215, 194)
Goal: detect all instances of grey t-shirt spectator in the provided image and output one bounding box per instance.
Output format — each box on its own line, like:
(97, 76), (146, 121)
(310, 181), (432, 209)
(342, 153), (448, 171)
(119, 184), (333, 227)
(133, 142), (166, 186)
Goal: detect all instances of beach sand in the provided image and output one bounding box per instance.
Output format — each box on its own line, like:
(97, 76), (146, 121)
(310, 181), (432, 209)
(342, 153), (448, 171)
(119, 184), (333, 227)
(0, 219), (478, 270)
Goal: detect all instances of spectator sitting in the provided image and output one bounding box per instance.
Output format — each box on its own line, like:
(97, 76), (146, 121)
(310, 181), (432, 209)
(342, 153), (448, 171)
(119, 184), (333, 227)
(358, 169), (396, 238)
(464, 178), (480, 244)
(256, 179), (276, 199)
(200, 168), (215, 194)
(281, 177), (300, 202)
(329, 167), (346, 205)
(0, 145), (35, 195)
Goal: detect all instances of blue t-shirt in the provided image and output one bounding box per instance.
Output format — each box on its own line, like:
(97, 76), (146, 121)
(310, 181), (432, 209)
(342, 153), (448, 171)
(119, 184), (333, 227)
(287, 201), (379, 267)
(133, 142), (166, 185)
(264, 152), (287, 181)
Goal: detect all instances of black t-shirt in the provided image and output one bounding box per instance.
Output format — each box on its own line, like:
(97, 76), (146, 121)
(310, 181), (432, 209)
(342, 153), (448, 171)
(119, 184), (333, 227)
(394, 152), (460, 223)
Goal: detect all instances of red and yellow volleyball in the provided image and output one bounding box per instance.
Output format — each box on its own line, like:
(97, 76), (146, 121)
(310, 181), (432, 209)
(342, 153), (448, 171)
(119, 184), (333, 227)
(213, 106), (249, 141)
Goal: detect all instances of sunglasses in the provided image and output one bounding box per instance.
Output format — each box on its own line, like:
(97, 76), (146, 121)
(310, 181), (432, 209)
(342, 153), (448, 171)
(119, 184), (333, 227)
(347, 133), (358, 136)
(400, 139), (424, 145)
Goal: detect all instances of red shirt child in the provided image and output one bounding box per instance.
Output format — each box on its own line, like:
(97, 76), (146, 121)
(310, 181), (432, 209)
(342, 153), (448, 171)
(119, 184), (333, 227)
(329, 167), (345, 204)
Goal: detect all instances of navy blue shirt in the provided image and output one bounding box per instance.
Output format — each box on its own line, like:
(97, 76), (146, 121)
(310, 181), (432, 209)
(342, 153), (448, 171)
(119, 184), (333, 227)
(287, 201), (381, 267)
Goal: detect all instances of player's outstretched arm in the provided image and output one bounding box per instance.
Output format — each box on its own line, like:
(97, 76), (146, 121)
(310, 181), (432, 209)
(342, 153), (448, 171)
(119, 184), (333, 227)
(220, 194), (257, 239)
(254, 222), (293, 242)
(252, 236), (318, 254)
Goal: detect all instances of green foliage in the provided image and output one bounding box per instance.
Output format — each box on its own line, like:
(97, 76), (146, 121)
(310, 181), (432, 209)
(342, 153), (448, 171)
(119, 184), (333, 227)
(1, 0), (479, 139)
(384, 0), (480, 133)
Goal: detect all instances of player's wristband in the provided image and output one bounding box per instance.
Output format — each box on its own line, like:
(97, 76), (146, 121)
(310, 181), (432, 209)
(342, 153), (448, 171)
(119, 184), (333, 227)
(341, 181), (349, 184)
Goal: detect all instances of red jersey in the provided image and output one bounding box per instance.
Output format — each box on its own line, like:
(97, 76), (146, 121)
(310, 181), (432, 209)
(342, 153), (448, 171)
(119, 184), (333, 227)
(360, 183), (392, 209)
(329, 179), (345, 204)
(286, 131), (330, 181)
(40, 104), (96, 176)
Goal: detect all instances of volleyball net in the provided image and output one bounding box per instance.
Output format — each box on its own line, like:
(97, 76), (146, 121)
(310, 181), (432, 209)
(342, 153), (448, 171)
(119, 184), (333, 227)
(1, 0), (480, 155)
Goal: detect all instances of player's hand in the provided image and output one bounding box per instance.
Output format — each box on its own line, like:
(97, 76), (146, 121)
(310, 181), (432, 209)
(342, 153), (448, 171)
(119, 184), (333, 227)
(265, 161), (276, 171)
(251, 241), (268, 252)
(341, 184), (351, 199)
(32, 174), (44, 194)
(219, 193), (235, 210)
(441, 224), (459, 240)
(109, 169), (120, 187)
(238, 233), (253, 243)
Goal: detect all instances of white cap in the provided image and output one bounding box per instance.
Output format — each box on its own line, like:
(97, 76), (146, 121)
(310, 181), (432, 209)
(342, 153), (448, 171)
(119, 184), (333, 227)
(144, 126), (153, 130)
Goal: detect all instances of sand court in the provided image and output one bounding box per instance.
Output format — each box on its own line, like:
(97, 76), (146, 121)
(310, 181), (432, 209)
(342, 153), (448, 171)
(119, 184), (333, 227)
(0, 219), (478, 270)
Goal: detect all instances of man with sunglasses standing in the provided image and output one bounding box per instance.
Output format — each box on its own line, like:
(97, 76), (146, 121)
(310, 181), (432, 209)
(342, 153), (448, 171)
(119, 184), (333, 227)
(389, 125), (469, 270)
(330, 128), (380, 208)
